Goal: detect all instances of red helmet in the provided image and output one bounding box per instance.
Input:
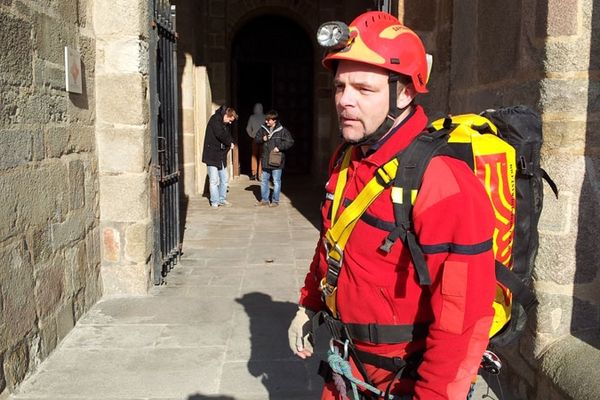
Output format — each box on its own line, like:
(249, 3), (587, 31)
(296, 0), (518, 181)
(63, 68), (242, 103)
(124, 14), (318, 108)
(322, 11), (429, 93)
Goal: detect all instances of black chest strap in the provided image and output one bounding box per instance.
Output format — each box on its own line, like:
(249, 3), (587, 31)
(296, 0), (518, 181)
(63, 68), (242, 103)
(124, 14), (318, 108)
(380, 130), (451, 286)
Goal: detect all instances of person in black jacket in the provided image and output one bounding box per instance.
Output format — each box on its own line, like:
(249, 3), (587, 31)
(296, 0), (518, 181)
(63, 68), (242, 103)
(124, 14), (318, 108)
(202, 106), (238, 208)
(254, 110), (294, 207)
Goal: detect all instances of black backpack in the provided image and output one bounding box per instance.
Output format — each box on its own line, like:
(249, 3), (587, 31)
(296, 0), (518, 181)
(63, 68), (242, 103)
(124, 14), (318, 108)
(481, 106), (558, 345)
(385, 105), (558, 346)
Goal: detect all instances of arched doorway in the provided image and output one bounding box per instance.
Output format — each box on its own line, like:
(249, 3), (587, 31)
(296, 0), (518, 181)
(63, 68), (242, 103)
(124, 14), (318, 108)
(231, 14), (314, 176)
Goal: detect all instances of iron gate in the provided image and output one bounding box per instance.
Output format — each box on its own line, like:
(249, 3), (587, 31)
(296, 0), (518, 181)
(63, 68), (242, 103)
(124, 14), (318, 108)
(150, 0), (181, 284)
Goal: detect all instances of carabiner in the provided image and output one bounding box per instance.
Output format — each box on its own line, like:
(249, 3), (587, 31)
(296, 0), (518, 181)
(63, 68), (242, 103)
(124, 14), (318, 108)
(329, 338), (350, 360)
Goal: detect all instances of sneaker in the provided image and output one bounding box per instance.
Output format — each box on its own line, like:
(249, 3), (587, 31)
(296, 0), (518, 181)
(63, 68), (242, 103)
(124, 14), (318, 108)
(210, 204), (219, 209)
(269, 202), (279, 208)
(250, 175), (257, 181)
(220, 200), (232, 207)
(255, 201), (269, 207)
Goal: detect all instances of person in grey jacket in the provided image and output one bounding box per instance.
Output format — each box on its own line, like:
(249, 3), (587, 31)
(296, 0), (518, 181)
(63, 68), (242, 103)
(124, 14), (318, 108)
(254, 109), (294, 207)
(246, 103), (265, 180)
(202, 105), (238, 208)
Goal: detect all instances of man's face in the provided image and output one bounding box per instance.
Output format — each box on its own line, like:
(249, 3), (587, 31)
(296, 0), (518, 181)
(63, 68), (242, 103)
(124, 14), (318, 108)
(265, 118), (276, 128)
(334, 61), (390, 143)
(223, 115), (235, 124)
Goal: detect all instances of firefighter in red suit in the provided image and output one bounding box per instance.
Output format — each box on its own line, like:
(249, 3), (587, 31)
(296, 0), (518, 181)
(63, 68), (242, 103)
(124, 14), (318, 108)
(287, 11), (497, 400)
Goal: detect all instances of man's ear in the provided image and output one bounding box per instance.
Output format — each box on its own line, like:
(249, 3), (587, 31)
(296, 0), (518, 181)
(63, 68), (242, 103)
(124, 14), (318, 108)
(397, 83), (416, 109)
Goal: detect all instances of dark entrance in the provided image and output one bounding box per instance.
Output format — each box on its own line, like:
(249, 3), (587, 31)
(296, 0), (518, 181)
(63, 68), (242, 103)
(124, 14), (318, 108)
(232, 15), (313, 176)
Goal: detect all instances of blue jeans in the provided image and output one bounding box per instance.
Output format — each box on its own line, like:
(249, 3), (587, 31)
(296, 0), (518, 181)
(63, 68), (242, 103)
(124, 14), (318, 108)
(260, 168), (282, 203)
(207, 164), (228, 206)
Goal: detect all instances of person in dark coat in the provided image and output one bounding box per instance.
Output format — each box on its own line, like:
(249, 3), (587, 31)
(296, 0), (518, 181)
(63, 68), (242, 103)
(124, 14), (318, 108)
(254, 109), (294, 207)
(202, 105), (238, 208)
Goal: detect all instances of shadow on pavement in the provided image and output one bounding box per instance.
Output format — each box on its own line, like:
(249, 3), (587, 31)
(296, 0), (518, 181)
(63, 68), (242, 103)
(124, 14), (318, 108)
(243, 183), (262, 202)
(235, 292), (326, 399)
(281, 174), (324, 231)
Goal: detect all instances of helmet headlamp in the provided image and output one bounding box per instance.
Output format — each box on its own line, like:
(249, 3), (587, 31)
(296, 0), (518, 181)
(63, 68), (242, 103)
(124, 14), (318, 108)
(316, 21), (350, 50)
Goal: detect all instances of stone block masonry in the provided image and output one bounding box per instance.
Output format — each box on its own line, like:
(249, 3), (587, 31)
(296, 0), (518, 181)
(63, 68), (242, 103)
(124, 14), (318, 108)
(0, 0), (101, 396)
(415, 0), (600, 398)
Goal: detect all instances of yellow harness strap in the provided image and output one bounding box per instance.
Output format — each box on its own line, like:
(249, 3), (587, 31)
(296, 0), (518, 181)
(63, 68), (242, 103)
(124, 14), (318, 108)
(321, 147), (399, 316)
(326, 157), (399, 261)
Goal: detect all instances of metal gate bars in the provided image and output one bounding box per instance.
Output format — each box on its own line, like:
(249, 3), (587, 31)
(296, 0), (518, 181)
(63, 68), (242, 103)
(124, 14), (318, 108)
(150, 0), (181, 284)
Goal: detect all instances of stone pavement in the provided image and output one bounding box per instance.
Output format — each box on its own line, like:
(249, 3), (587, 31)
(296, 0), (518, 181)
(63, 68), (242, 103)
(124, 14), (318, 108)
(9, 175), (505, 400)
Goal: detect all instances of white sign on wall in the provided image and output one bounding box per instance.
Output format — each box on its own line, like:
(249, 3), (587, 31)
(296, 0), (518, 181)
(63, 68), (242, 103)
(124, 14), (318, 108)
(64, 46), (82, 94)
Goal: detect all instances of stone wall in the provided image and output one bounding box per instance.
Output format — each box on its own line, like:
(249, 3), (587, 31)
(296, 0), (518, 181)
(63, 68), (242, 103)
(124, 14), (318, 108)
(532, 0), (599, 398)
(401, 0), (600, 398)
(0, 0), (101, 395)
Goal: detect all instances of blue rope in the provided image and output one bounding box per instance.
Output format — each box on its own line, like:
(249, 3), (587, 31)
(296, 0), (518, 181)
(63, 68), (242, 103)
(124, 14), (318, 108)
(327, 348), (407, 400)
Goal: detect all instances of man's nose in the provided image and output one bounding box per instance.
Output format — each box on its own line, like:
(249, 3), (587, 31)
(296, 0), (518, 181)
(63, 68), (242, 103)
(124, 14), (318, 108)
(337, 87), (356, 108)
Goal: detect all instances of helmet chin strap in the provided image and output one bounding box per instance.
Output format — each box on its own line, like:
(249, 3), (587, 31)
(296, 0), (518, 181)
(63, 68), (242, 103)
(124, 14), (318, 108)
(346, 73), (409, 146)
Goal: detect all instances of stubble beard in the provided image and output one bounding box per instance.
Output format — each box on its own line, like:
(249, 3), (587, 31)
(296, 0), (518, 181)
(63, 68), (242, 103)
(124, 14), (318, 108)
(338, 111), (373, 143)
(339, 121), (370, 144)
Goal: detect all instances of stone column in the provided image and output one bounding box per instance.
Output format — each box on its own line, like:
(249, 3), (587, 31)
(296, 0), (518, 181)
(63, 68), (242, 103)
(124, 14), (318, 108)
(536, 0), (599, 346)
(94, 0), (153, 295)
(180, 53), (197, 195)
(532, 0), (600, 398)
(194, 66), (213, 196)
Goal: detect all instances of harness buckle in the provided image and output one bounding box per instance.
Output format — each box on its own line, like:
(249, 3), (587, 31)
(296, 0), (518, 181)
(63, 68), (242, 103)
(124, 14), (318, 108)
(375, 166), (394, 187)
(319, 277), (336, 297)
(326, 254), (343, 270)
(379, 237), (395, 253)
(324, 239), (344, 270)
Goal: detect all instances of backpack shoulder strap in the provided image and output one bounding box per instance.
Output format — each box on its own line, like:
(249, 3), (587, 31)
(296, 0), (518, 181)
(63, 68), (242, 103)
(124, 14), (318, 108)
(380, 129), (451, 286)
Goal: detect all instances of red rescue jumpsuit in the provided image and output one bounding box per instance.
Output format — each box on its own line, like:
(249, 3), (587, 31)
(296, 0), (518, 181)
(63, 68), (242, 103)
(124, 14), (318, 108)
(299, 106), (496, 399)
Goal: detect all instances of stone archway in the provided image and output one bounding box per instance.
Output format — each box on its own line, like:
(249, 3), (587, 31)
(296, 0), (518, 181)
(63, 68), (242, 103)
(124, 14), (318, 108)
(174, 0), (374, 190)
(213, 1), (372, 180)
(231, 14), (314, 176)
